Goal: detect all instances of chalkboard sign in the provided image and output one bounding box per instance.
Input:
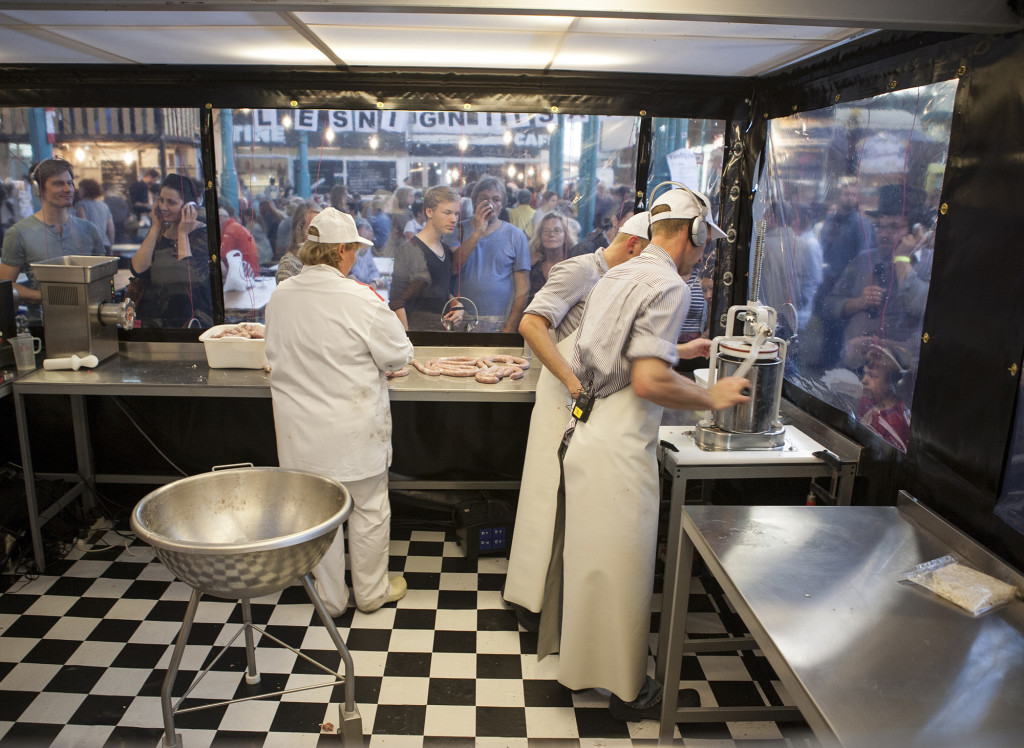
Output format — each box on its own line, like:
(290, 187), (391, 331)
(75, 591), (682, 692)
(347, 160), (396, 195)
(101, 160), (135, 198)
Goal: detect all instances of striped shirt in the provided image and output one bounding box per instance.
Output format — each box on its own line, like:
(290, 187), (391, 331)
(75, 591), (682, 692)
(570, 245), (689, 399)
(522, 248), (609, 342)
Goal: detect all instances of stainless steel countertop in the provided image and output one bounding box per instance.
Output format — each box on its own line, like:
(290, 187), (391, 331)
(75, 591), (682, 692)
(683, 500), (1024, 748)
(10, 345), (539, 402)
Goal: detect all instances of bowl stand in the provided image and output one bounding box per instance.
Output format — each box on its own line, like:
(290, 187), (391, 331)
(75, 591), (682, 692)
(159, 573), (361, 747)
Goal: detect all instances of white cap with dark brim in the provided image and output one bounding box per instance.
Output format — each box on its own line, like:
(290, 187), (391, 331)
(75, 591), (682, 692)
(307, 207), (372, 246)
(650, 187), (727, 240)
(618, 210), (652, 239)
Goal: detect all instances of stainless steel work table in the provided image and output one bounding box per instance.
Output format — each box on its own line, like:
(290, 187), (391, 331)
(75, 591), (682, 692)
(655, 496), (1024, 747)
(13, 345), (538, 570)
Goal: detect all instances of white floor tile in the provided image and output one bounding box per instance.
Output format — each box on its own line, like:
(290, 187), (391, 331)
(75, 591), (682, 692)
(90, 666), (153, 696)
(477, 629), (522, 654)
(428, 652), (477, 679)
(51, 723), (115, 748)
(423, 703), (477, 737)
(0, 662), (61, 691)
(219, 698), (280, 732)
(475, 677), (525, 707)
(19, 691), (86, 724)
(386, 627), (435, 653)
(434, 609), (477, 631)
(524, 704), (580, 738)
(377, 675), (430, 705)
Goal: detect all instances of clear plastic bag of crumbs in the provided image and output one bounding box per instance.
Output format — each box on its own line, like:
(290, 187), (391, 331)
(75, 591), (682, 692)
(898, 554), (1020, 615)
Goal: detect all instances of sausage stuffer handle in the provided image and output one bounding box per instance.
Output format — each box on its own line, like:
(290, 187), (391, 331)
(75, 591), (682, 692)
(43, 354), (99, 371)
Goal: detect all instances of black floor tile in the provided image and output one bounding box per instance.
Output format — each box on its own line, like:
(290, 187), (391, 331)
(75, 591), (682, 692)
(478, 608), (518, 631)
(68, 693), (136, 725)
(345, 628), (391, 651)
(427, 677), (476, 706)
(476, 705), (527, 737)
(2, 614), (59, 639)
(64, 596), (117, 618)
(477, 653), (522, 679)
(383, 651), (432, 678)
(437, 590), (477, 609)
(523, 678), (574, 708)
(0, 721), (64, 747)
(433, 629), (476, 653)
(22, 638), (81, 665)
(110, 642), (167, 669)
(393, 608), (436, 630)
(42, 663), (106, 693)
(373, 704), (427, 735)
(86, 618), (142, 642)
(574, 706), (632, 739)
(0, 689), (38, 721)
(709, 680), (766, 707)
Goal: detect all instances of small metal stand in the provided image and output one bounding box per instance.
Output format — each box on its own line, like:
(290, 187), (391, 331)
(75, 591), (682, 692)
(159, 574), (361, 747)
(691, 419), (786, 451)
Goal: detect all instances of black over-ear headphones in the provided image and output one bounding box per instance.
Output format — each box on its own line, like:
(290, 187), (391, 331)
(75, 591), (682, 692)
(28, 157), (73, 198)
(651, 180), (708, 246)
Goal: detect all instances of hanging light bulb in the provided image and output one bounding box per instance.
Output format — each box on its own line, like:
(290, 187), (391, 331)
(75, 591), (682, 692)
(281, 114), (292, 129)
(325, 129), (335, 143)
(503, 130), (513, 145)
(369, 135), (379, 150)
(458, 136), (469, 152)
(74, 147), (86, 163)
(507, 165), (517, 178)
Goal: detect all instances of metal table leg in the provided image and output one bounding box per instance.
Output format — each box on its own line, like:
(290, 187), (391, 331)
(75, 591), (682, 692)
(13, 391), (44, 572)
(656, 485), (694, 744)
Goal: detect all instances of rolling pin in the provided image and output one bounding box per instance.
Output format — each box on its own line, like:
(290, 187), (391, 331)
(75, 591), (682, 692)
(43, 354), (99, 371)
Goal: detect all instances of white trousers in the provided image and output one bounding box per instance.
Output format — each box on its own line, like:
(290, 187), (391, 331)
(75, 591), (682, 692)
(313, 470), (391, 612)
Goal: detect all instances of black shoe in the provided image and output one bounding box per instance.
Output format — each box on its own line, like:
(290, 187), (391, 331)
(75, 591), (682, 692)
(608, 688), (699, 722)
(511, 602), (540, 633)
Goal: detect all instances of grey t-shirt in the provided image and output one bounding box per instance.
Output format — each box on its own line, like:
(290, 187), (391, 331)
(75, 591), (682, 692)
(1, 214), (105, 322)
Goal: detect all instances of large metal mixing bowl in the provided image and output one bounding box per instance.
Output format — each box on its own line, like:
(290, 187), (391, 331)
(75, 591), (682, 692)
(131, 467), (351, 599)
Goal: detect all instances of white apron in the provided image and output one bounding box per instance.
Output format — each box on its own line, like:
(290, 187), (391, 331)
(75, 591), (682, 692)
(503, 328), (579, 613)
(538, 384), (664, 701)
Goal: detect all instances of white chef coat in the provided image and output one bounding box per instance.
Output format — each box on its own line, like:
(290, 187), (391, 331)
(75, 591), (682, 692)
(265, 264), (414, 482)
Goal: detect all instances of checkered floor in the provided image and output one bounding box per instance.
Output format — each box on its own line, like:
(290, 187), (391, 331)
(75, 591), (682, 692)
(0, 519), (815, 747)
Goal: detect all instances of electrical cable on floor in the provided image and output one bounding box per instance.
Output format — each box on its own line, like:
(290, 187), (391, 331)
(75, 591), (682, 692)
(110, 396), (190, 477)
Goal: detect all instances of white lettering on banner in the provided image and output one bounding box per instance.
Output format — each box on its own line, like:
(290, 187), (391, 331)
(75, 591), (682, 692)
(233, 124), (286, 144)
(294, 109), (319, 131)
(514, 132), (551, 147)
(666, 148), (699, 188)
(254, 109), (277, 128)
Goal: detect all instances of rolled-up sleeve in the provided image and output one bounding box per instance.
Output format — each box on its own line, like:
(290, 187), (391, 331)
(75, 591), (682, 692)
(625, 282), (687, 366)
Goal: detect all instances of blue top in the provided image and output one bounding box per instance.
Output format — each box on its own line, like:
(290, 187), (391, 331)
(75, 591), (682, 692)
(348, 247), (381, 285)
(454, 221), (530, 318)
(368, 211), (391, 249)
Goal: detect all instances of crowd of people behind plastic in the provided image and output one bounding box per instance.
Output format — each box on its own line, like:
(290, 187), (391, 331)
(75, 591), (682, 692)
(1, 161), (930, 450)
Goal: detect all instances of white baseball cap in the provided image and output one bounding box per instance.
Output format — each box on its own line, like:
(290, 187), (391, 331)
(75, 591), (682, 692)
(650, 187), (727, 240)
(618, 210), (652, 239)
(307, 207), (371, 246)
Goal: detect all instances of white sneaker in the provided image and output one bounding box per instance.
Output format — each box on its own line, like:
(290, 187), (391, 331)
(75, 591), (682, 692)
(357, 576), (407, 613)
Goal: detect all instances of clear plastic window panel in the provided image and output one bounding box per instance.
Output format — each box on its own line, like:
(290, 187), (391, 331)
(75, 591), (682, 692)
(213, 109), (639, 330)
(1, 106), (203, 328)
(754, 80), (957, 451)
(645, 117), (726, 341)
